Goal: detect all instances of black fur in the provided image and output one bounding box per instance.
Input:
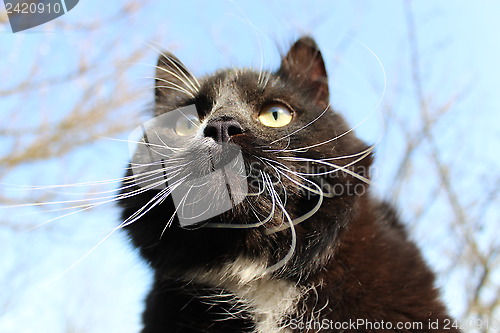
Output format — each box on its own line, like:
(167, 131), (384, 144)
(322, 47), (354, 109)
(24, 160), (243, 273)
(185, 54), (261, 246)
(119, 37), (459, 332)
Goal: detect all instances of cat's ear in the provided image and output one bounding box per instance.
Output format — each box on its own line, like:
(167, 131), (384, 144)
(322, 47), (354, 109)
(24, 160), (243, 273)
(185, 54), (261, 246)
(279, 36), (329, 106)
(155, 52), (199, 109)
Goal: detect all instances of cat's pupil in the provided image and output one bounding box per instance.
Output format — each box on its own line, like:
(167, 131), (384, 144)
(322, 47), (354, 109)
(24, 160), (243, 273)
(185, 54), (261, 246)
(272, 110), (279, 120)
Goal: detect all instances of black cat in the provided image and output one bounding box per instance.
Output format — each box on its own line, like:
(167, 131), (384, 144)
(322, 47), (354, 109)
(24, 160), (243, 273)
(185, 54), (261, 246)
(119, 36), (459, 333)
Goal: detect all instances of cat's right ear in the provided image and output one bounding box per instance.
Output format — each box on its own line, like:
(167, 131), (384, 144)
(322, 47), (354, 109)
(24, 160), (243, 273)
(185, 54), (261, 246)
(155, 52), (199, 110)
(279, 37), (329, 107)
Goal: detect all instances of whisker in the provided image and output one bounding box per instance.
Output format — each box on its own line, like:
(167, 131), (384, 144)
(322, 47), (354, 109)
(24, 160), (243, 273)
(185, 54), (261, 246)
(320, 145), (375, 161)
(140, 40), (200, 92)
(153, 76), (196, 98)
(132, 63), (197, 97)
(276, 147), (373, 185)
(154, 85), (195, 98)
(99, 136), (180, 150)
(159, 181), (192, 237)
(267, 102), (331, 148)
(171, 107), (201, 129)
(0, 167), (166, 191)
(226, 2), (267, 91)
(264, 165), (325, 234)
(156, 49), (201, 91)
(38, 173), (183, 281)
(263, 180), (297, 273)
(204, 172), (276, 229)
(43, 225), (123, 286)
(41, 163), (186, 198)
(146, 134), (185, 156)
(276, 40), (386, 154)
(25, 175), (174, 231)
(127, 159), (188, 172)
(261, 71), (271, 90)
(261, 158), (327, 197)
(3, 167), (180, 210)
(154, 55), (199, 94)
(120, 176), (188, 229)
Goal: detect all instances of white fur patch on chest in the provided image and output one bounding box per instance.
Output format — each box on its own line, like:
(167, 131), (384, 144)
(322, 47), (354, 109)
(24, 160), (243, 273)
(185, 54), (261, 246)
(185, 257), (303, 333)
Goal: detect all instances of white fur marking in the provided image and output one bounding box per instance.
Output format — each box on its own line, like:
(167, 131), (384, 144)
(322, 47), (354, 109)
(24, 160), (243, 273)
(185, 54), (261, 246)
(185, 257), (302, 333)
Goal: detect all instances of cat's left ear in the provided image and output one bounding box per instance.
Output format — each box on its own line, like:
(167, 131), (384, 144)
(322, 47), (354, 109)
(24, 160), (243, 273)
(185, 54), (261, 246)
(279, 36), (329, 107)
(154, 52), (199, 113)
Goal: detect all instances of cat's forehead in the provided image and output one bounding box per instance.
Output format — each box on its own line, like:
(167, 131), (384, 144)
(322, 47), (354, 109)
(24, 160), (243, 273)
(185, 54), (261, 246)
(214, 68), (259, 85)
(201, 68), (265, 102)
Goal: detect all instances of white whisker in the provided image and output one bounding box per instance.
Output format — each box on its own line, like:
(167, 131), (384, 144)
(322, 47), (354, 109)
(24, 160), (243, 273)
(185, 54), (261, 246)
(320, 145), (375, 161)
(153, 76), (196, 98)
(263, 179), (297, 273)
(227, 1), (268, 91)
(264, 164), (325, 234)
(268, 102), (331, 148)
(204, 172), (276, 229)
(276, 39), (386, 154)
(157, 51), (200, 92)
(43, 225), (122, 286)
(140, 40), (200, 92)
(120, 176), (188, 229)
(277, 148), (373, 185)
(155, 85), (195, 98)
(3, 167), (180, 210)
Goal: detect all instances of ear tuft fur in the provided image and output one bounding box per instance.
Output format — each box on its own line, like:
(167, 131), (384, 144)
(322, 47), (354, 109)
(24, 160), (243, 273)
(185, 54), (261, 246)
(279, 36), (329, 107)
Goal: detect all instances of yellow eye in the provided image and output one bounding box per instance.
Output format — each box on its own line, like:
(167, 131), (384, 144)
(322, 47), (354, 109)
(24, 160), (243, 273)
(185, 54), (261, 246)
(175, 114), (200, 136)
(258, 104), (293, 127)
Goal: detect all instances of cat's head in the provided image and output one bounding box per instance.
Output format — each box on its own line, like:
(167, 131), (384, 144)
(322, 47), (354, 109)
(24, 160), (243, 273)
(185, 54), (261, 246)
(120, 37), (372, 280)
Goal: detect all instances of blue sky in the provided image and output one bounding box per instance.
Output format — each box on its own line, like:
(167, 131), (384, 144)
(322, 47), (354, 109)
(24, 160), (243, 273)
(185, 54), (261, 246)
(1, 1), (499, 332)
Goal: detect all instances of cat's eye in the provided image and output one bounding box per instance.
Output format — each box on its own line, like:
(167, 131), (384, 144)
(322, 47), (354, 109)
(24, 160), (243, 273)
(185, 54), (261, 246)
(174, 114), (201, 136)
(258, 104), (293, 128)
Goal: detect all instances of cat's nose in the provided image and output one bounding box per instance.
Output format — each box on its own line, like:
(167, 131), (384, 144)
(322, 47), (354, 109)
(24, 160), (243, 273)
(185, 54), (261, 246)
(203, 117), (243, 143)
